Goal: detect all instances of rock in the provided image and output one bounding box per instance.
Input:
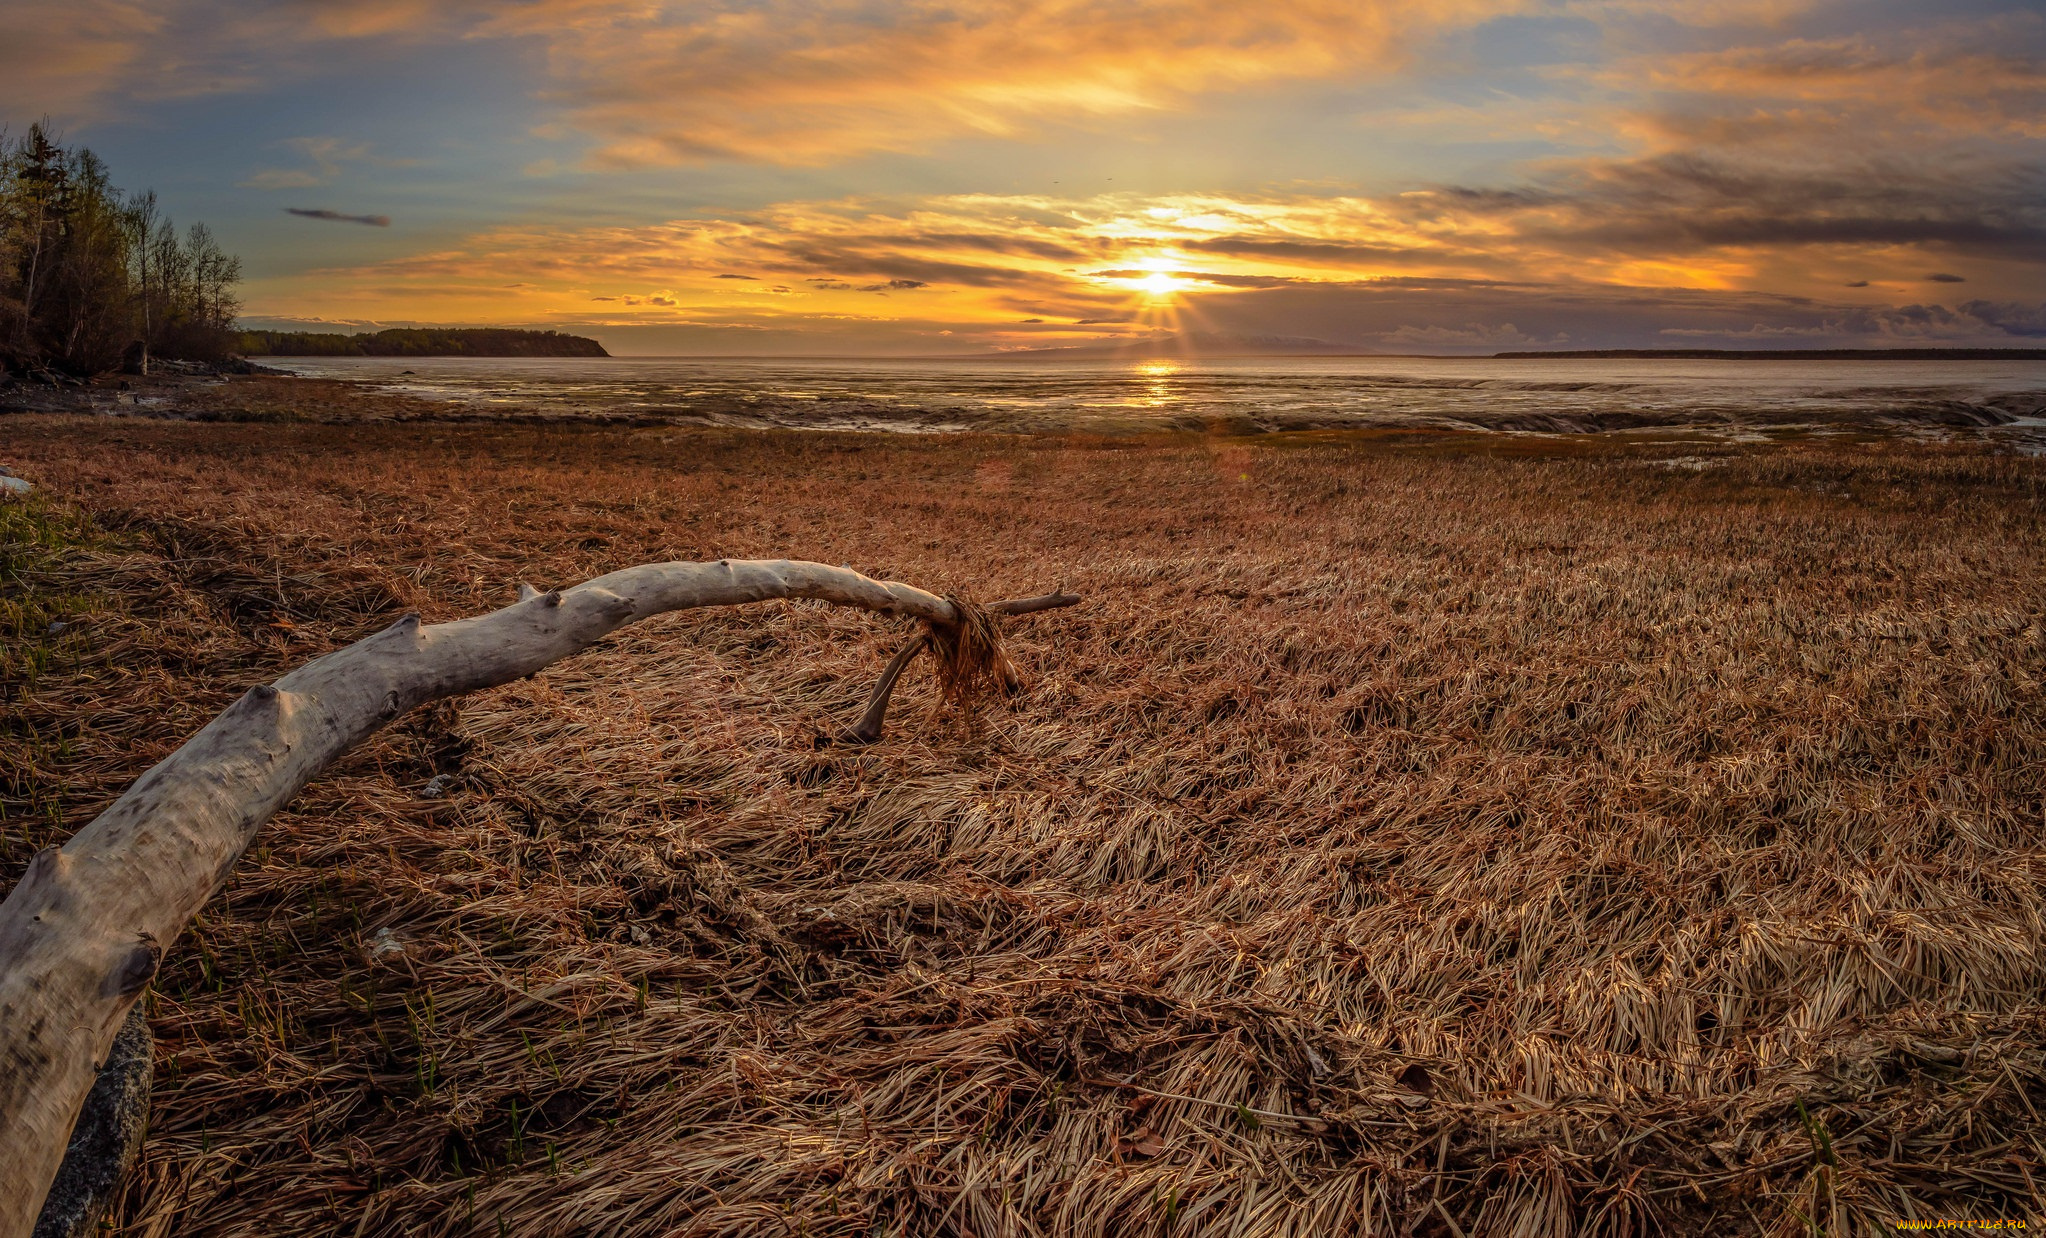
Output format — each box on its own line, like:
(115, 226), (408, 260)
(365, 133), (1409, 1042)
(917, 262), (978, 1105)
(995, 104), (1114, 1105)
(33, 1007), (151, 1238)
(0, 474), (31, 496)
(366, 927), (415, 962)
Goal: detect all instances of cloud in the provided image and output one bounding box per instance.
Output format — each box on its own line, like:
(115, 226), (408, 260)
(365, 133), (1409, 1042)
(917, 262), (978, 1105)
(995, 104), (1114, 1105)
(1956, 299), (2046, 336)
(243, 169), (326, 190)
(1095, 269), (1314, 289)
(7, 0), (1530, 162)
(189, 5), (2041, 350)
(1925, 272), (1967, 282)
(0, 1), (211, 117)
(1182, 280), (2043, 352)
(241, 136), (417, 189)
(256, 182), (2046, 351)
(1364, 12), (2046, 284)
(1182, 236), (1442, 266)
(1616, 22), (2046, 145)
(1408, 154), (2046, 265)
(1379, 321), (1556, 349)
(0, 0), (478, 120)
(479, 0), (1524, 166)
(287, 208), (393, 227)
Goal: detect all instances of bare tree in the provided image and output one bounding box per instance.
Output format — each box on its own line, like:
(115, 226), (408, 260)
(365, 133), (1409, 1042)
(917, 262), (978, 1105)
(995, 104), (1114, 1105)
(123, 191), (160, 375)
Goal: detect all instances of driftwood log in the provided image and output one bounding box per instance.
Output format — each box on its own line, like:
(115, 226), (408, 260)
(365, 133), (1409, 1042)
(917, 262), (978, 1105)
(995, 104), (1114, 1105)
(0, 560), (1079, 1237)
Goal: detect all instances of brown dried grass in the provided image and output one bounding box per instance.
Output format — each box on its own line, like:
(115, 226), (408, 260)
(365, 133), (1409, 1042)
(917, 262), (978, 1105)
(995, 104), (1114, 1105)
(3, 414), (2045, 1236)
(929, 596), (1016, 717)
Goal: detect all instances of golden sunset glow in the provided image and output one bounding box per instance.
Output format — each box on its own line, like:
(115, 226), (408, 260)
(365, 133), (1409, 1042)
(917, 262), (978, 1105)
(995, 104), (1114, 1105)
(1136, 271), (1185, 299)
(7, 1), (2036, 353)
(1120, 255), (1196, 302)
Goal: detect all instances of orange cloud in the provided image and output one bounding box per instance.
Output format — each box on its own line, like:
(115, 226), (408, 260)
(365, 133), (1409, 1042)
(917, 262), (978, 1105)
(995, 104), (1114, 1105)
(1596, 17), (2046, 146)
(246, 190), (1497, 326)
(238, 173), (2046, 354)
(482, 0), (1528, 165)
(0, 1), (195, 116)
(5, 0), (1536, 158)
(243, 164), (2046, 346)
(0, 0), (487, 119)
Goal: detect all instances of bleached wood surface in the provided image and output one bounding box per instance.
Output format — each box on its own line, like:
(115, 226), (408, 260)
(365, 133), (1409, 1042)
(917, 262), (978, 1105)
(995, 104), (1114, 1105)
(0, 560), (1027, 1238)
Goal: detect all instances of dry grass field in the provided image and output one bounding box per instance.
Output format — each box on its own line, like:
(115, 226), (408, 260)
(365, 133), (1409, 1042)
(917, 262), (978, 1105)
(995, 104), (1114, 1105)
(3, 413), (2044, 1236)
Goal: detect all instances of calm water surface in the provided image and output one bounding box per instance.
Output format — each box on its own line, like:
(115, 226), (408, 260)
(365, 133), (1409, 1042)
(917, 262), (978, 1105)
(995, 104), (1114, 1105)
(273, 355), (2046, 436)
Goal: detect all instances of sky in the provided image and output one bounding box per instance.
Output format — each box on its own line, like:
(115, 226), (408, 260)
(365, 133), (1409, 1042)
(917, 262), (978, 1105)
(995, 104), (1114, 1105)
(3, 0), (2043, 355)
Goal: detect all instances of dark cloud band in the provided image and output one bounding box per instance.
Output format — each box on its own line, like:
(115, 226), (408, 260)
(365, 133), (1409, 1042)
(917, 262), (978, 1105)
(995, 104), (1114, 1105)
(288, 208), (392, 227)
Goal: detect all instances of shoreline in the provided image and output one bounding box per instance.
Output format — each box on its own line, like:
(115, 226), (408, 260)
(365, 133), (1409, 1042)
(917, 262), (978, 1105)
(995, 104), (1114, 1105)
(1, 368), (2038, 440)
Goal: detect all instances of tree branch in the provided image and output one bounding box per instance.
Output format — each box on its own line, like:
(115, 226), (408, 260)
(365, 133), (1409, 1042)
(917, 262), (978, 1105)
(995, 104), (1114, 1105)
(0, 561), (1078, 1238)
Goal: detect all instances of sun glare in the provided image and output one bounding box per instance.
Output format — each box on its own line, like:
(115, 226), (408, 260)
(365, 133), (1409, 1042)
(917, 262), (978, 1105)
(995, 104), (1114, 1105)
(1125, 254), (1192, 300)
(1137, 271), (1183, 298)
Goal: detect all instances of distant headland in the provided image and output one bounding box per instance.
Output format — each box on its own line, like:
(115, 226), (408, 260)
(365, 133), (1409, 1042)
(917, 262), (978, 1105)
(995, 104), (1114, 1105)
(1491, 347), (2046, 361)
(237, 328), (609, 358)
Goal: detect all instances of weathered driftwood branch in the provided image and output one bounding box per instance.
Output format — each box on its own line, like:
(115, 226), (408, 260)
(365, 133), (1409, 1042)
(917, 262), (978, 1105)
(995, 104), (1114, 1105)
(841, 591), (1079, 744)
(0, 560), (1080, 1238)
(845, 634), (933, 744)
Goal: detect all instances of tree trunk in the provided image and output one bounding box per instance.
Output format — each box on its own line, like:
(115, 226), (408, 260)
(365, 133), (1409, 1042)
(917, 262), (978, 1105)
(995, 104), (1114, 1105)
(0, 559), (1074, 1238)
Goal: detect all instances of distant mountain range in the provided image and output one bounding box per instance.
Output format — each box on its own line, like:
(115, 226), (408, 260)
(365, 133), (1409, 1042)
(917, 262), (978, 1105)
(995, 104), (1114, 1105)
(238, 328), (609, 358)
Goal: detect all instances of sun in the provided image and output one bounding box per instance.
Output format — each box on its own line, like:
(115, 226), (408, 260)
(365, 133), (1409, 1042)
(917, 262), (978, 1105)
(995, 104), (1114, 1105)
(1124, 255), (1193, 300)
(1136, 271), (1184, 298)
(1091, 251), (1210, 344)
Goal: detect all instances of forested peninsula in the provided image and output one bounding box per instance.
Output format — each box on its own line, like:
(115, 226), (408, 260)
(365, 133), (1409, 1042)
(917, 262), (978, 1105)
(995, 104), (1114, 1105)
(238, 328), (609, 358)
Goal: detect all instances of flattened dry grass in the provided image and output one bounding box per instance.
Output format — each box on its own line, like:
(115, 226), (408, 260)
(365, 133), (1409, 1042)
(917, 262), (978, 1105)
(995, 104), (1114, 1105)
(3, 416), (2045, 1236)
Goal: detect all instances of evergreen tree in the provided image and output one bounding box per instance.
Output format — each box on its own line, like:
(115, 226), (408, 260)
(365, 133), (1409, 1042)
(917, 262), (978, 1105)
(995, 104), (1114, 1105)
(0, 123), (242, 376)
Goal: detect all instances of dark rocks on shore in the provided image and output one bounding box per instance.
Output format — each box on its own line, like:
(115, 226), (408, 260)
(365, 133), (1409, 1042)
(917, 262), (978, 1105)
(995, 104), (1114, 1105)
(134, 356), (292, 378)
(1471, 410), (1692, 434)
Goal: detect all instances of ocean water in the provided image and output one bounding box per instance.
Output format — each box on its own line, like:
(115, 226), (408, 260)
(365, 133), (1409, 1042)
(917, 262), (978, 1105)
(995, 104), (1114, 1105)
(271, 354), (2046, 437)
